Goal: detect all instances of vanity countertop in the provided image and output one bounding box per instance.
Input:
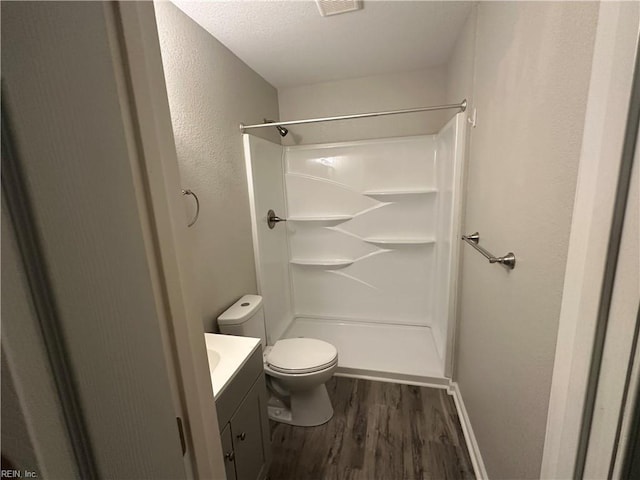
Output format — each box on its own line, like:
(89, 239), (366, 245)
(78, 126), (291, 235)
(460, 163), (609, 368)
(204, 333), (261, 400)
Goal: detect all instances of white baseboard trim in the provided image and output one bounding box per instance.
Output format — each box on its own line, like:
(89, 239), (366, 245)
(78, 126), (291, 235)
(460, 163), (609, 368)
(448, 382), (489, 480)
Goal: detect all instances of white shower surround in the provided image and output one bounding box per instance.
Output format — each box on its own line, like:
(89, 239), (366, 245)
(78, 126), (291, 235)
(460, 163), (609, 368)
(244, 113), (465, 381)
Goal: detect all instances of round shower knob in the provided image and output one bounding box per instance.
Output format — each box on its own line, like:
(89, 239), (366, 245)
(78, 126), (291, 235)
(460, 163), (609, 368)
(267, 209), (287, 229)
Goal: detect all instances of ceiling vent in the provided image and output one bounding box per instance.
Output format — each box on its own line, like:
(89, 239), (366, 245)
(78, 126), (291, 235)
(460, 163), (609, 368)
(315, 0), (362, 17)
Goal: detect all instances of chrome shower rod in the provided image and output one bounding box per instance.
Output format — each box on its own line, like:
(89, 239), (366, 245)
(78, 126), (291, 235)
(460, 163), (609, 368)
(239, 99), (467, 133)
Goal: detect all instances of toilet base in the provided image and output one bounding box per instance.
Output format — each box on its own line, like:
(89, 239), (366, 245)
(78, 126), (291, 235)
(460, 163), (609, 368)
(267, 383), (334, 427)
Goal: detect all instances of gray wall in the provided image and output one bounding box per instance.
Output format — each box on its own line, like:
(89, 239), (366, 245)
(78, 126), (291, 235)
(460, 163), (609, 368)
(445, 6), (477, 115)
(447, 3), (599, 478)
(154, 2), (281, 331)
(278, 67), (449, 145)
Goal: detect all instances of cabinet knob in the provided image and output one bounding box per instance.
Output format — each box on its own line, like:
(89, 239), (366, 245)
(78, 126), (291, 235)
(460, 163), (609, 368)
(237, 432), (246, 441)
(225, 451), (235, 462)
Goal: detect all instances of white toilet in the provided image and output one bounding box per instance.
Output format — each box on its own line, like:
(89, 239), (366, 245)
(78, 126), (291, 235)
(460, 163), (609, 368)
(217, 295), (338, 427)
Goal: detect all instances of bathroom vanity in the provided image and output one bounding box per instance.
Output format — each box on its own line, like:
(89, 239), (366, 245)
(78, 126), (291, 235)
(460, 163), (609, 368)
(204, 333), (271, 480)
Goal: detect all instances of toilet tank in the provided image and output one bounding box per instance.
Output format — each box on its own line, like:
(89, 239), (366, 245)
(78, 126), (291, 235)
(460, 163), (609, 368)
(217, 294), (267, 346)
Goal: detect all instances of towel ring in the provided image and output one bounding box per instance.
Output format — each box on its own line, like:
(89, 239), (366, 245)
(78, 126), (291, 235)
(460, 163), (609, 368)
(182, 189), (199, 227)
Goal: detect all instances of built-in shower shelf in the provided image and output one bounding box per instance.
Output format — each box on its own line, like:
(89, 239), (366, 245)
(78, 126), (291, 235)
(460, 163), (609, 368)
(363, 188), (437, 197)
(290, 258), (353, 267)
(363, 237), (436, 246)
(288, 215), (353, 222)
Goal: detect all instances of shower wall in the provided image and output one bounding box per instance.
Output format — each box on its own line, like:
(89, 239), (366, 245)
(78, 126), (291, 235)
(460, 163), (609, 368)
(284, 115), (465, 367)
(244, 114), (465, 378)
(243, 135), (293, 344)
(284, 136), (439, 328)
(433, 114), (466, 365)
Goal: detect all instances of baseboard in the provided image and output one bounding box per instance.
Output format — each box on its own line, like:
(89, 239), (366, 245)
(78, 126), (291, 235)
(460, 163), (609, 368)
(448, 382), (489, 480)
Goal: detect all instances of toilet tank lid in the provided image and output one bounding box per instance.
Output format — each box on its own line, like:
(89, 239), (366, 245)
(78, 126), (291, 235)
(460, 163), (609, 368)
(217, 295), (263, 325)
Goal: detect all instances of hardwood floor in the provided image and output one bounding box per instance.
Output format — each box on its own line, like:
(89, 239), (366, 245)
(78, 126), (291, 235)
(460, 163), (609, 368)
(268, 377), (475, 480)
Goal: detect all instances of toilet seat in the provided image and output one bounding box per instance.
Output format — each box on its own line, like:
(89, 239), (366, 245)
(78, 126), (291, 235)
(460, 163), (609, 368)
(265, 338), (338, 374)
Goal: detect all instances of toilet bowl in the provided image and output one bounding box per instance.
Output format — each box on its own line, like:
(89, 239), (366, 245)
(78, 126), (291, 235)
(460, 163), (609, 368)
(217, 295), (338, 427)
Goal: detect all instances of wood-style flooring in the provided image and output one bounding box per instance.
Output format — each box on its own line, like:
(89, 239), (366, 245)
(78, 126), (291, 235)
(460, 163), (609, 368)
(268, 377), (475, 480)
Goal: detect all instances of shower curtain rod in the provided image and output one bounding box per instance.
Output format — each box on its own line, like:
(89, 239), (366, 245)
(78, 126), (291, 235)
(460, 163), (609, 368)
(239, 99), (467, 133)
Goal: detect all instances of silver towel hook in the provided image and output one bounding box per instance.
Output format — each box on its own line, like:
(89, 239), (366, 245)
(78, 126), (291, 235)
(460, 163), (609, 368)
(182, 189), (199, 227)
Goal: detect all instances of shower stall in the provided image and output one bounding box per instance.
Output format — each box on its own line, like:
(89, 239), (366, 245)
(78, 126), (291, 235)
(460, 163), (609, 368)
(243, 110), (466, 383)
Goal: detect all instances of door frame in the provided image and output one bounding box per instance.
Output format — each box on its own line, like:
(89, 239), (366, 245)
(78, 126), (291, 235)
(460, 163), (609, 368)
(109, 3), (225, 478)
(541, 2), (640, 477)
(2, 1), (224, 477)
(110, 2), (639, 478)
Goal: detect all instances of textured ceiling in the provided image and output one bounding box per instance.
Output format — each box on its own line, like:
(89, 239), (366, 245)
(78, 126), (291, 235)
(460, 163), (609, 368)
(170, 1), (473, 88)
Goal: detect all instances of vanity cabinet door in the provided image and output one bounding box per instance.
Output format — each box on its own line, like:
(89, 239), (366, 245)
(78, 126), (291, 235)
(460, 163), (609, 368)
(220, 423), (237, 480)
(230, 379), (268, 480)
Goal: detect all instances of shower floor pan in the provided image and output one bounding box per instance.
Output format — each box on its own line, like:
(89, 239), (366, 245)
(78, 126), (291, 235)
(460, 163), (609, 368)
(282, 317), (446, 384)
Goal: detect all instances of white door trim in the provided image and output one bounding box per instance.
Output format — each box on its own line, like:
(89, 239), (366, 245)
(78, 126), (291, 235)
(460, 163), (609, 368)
(111, 3), (225, 478)
(541, 3), (640, 477)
